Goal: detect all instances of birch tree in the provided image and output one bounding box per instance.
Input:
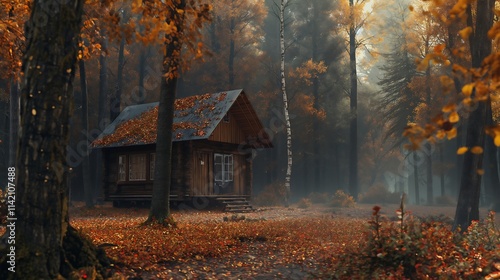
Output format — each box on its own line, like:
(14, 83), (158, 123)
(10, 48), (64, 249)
(279, 0), (292, 207)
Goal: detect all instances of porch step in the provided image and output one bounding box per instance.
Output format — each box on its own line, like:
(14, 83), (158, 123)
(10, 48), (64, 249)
(217, 197), (255, 213)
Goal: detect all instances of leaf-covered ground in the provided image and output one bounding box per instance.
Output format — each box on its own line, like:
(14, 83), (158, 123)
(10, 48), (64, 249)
(67, 203), (499, 279)
(70, 205), (366, 279)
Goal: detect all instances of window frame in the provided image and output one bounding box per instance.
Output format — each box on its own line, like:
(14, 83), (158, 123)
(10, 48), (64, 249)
(118, 155), (127, 182)
(128, 153), (147, 181)
(214, 153), (233, 183)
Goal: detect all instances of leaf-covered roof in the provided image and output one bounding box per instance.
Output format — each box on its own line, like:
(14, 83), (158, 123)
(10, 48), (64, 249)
(92, 89), (268, 148)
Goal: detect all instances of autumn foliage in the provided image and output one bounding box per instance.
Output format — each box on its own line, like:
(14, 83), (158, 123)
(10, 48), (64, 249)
(330, 206), (500, 279)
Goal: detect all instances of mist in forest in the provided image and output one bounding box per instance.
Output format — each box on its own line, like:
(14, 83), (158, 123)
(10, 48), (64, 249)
(0, 0), (498, 210)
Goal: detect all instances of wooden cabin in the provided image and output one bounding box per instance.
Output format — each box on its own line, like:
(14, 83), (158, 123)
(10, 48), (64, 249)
(92, 89), (272, 206)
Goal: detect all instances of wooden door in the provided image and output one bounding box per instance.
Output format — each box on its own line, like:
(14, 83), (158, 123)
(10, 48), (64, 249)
(193, 151), (212, 195)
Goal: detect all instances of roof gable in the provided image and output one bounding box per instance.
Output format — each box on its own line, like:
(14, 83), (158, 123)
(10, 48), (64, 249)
(92, 89), (271, 148)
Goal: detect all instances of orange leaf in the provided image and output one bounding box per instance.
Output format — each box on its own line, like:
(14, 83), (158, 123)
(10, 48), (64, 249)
(477, 169), (485, 175)
(442, 103), (456, 113)
(457, 147), (468, 155)
(449, 112), (460, 123)
(434, 44), (446, 53)
(470, 146), (483, 154)
(462, 84), (474, 96)
(459, 27), (473, 39)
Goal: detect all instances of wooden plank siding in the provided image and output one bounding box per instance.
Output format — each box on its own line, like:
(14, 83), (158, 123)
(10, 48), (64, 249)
(191, 150), (212, 195)
(233, 154), (246, 195)
(208, 111), (246, 145)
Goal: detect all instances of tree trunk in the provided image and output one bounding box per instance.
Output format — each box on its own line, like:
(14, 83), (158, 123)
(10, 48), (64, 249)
(95, 34), (109, 203)
(138, 46), (148, 104)
(0, 1), (107, 278)
(228, 16), (235, 88)
(453, 0), (494, 231)
(147, 0), (187, 225)
(311, 1), (321, 192)
(348, 0), (358, 199)
(110, 38), (125, 121)
(8, 80), (19, 168)
(79, 59), (93, 208)
(425, 67), (433, 205)
(280, 0), (292, 207)
(440, 144), (445, 197)
(484, 100), (500, 211)
(413, 151), (420, 205)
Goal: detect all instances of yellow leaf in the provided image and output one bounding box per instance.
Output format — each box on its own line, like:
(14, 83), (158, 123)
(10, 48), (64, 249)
(477, 169), (485, 175)
(470, 146), (484, 154)
(457, 147), (468, 155)
(442, 103), (456, 113)
(459, 27), (473, 39)
(436, 130), (446, 139)
(447, 127), (457, 139)
(495, 136), (500, 147)
(449, 112), (460, 123)
(462, 84), (474, 96)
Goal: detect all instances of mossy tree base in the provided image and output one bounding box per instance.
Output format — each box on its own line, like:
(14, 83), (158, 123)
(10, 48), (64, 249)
(0, 226), (111, 279)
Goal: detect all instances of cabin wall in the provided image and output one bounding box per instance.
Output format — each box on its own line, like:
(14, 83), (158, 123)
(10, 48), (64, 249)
(208, 111), (246, 145)
(101, 140), (253, 201)
(191, 141), (252, 196)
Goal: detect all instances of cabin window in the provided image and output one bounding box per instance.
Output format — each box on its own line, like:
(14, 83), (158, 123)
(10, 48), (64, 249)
(224, 154), (233, 181)
(214, 153), (233, 183)
(129, 154), (147, 181)
(118, 155), (126, 182)
(150, 153), (155, 180)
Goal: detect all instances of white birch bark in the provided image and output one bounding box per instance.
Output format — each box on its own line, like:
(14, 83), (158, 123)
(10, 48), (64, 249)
(280, 0), (292, 207)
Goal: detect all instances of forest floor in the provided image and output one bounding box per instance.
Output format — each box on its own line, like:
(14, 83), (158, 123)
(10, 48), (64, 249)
(65, 202), (499, 279)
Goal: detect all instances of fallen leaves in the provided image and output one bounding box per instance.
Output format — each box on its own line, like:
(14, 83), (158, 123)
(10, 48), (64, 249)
(69, 208), (364, 279)
(92, 92), (228, 147)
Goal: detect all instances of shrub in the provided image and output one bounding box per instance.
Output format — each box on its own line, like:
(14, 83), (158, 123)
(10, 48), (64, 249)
(252, 182), (284, 206)
(358, 184), (402, 204)
(331, 190), (356, 208)
(297, 198), (312, 209)
(307, 192), (330, 204)
(330, 205), (500, 279)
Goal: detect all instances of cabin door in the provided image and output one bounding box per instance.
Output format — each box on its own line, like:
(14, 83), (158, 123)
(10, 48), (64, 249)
(214, 153), (234, 195)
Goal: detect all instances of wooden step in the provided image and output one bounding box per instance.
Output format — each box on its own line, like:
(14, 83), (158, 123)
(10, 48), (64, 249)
(221, 198), (255, 213)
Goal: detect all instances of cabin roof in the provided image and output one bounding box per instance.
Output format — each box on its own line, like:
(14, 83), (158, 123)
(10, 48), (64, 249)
(92, 89), (272, 148)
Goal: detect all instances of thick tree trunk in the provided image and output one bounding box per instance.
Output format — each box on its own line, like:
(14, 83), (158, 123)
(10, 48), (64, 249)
(454, 0), (494, 231)
(147, 0), (186, 224)
(484, 100), (500, 211)
(0, 1), (107, 278)
(280, 0), (292, 207)
(8, 80), (19, 168)
(79, 59), (93, 208)
(348, 0), (358, 199)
